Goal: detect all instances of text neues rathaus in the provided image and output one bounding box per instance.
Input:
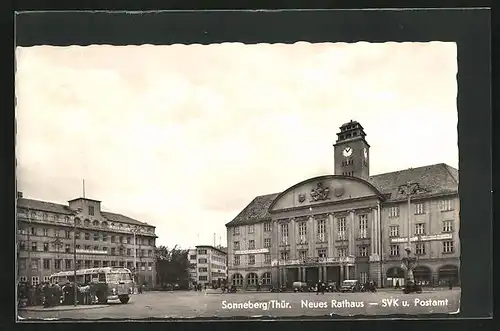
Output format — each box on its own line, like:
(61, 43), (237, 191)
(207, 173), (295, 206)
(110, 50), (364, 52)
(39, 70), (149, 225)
(225, 121), (460, 289)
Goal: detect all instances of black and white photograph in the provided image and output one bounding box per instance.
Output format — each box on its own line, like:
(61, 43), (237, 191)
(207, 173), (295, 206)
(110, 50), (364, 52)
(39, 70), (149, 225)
(15, 39), (463, 320)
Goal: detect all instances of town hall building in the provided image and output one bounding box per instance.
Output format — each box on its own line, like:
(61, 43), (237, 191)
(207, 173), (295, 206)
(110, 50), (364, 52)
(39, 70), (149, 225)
(225, 120), (460, 289)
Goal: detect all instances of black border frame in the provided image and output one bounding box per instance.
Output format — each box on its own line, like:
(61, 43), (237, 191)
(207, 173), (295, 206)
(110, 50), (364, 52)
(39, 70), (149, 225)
(7, 7), (492, 330)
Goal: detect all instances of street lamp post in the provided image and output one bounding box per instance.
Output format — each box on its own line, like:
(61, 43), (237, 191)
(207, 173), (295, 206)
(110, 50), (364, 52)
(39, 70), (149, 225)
(73, 214), (78, 306)
(398, 182), (425, 292)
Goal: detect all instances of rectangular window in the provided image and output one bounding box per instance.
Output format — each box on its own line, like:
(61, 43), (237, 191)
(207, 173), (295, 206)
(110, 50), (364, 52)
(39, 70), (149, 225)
(65, 230), (71, 239)
(280, 223), (289, 245)
(440, 199), (454, 211)
(264, 222), (272, 232)
(416, 243), (426, 255)
(43, 228), (48, 236)
(198, 267), (208, 272)
(19, 276), (27, 282)
(85, 233), (90, 240)
(31, 242), (37, 251)
(318, 249), (327, 258)
(443, 241), (454, 253)
(248, 240), (255, 249)
(198, 258), (208, 264)
(84, 245), (91, 250)
(65, 244), (71, 253)
(388, 206), (399, 217)
(54, 259), (61, 270)
(54, 230), (60, 237)
(264, 253), (271, 264)
(248, 255), (255, 265)
(89, 206), (94, 216)
(93, 233), (100, 241)
(31, 276), (40, 286)
(280, 251), (289, 260)
(264, 238), (271, 248)
(360, 272), (368, 284)
(199, 276), (208, 281)
(43, 259), (50, 269)
(110, 261), (116, 267)
(110, 235), (115, 243)
(43, 242), (49, 252)
(148, 250), (152, 257)
(233, 255), (240, 265)
(111, 248), (116, 256)
(358, 214), (368, 238)
(358, 246), (368, 257)
(65, 259), (72, 269)
(415, 223), (426, 235)
(337, 247), (347, 257)
(317, 219), (326, 242)
(190, 254), (196, 260)
(233, 227), (240, 236)
(415, 203), (425, 215)
(31, 227), (36, 235)
(390, 244), (400, 256)
(75, 232), (80, 239)
(248, 224), (255, 234)
(19, 241), (26, 250)
(233, 241), (240, 250)
(443, 220), (453, 232)
(94, 260), (100, 268)
(299, 250), (307, 260)
(337, 217), (346, 240)
(298, 222), (307, 244)
(389, 225), (399, 237)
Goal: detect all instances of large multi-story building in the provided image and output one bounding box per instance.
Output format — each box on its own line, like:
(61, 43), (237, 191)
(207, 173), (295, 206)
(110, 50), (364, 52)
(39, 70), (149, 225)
(225, 120), (459, 289)
(16, 193), (158, 288)
(188, 245), (228, 286)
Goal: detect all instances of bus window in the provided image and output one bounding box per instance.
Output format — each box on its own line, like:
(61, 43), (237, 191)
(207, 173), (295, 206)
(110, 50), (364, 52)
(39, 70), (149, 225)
(98, 273), (106, 282)
(107, 273), (121, 283)
(121, 273), (132, 281)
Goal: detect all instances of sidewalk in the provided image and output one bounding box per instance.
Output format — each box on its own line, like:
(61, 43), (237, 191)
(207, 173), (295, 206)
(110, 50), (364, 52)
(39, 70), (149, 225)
(19, 304), (109, 312)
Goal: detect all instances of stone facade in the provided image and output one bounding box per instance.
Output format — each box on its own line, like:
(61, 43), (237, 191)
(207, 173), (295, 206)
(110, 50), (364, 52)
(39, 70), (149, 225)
(16, 194), (158, 288)
(188, 245), (227, 286)
(225, 121), (460, 288)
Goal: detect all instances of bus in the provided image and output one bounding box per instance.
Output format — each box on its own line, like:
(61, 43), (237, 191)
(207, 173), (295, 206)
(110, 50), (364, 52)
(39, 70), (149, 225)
(49, 267), (134, 304)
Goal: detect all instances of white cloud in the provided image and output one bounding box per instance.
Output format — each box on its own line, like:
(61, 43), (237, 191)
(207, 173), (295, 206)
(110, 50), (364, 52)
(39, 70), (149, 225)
(15, 42), (458, 248)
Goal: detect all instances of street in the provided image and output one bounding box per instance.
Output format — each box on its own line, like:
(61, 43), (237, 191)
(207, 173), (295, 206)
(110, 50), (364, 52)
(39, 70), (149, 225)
(18, 288), (461, 320)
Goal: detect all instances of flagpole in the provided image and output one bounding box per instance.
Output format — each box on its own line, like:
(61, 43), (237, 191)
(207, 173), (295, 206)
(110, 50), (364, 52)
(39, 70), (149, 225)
(83, 179), (86, 198)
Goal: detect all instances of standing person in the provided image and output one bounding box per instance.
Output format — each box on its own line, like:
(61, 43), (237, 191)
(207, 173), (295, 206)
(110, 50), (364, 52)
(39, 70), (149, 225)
(321, 281), (325, 295)
(448, 278), (453, 290)
(316, 281), (320, 295)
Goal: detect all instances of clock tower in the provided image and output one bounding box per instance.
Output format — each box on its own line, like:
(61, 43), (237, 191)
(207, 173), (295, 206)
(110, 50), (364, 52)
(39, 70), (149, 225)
(333, 120), (370, 179)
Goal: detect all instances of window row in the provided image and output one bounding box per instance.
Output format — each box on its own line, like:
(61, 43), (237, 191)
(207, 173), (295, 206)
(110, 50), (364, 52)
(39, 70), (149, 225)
(388, 220), (454, 237)
(389, 241), (455, 256)
(233, 222), (273, 236)
(387, 199), (455, 217)
(18, 258), (154, 271)
(18, 241), (153, 257)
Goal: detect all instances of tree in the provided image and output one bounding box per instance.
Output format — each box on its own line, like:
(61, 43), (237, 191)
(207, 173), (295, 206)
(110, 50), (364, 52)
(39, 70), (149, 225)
(155, 245), (190, 289)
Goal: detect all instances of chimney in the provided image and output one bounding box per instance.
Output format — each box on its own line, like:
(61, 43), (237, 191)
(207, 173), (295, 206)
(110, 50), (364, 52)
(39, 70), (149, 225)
(17, 191), (23, 198)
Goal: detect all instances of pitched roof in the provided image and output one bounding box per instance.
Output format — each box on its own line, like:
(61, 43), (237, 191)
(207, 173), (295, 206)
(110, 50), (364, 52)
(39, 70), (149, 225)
(17, 198), (151, 227)
(17, 198), (73, 215)
(225, 193), (279, 227)
(368, 163), (459, 201)
(225, 163), (458, 227)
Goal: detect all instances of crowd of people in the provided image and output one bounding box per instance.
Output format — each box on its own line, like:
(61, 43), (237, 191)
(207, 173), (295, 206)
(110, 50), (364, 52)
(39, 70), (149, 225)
(17, 281), (99, 308)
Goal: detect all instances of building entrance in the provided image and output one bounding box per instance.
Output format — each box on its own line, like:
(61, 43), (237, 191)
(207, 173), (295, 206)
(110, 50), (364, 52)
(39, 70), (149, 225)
(305, 267), (319, 285)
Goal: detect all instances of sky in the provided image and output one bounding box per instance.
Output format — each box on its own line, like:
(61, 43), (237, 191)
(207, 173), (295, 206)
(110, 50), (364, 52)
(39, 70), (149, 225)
(15, 42), (458, 249)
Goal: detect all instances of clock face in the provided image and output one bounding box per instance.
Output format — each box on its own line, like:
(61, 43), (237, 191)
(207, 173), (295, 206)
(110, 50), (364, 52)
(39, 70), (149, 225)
(363, 148), (368, 159)
(342, 147), (353, 157)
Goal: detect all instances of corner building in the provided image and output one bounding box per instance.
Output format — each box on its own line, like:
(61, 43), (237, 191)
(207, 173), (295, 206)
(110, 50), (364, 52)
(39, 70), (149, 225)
(225, 121), (460, 289)
(16, 194), (158, 288)
(188, 245), (228, 286)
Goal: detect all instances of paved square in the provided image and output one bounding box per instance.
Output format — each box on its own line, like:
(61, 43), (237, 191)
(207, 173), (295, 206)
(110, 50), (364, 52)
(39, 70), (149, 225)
(18, 288), (461, 320)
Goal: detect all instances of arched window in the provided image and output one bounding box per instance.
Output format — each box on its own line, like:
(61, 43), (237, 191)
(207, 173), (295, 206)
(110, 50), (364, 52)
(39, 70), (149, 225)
(247, 273), (258, 287)
(413, 266), (432, 285)
(262, 272), (272, 285)
(232, 273), (243, 286)
(92, 220), (100, 227)
(74, 218), (81, 225)
(84, 219), (91, 227)
(101, 221), (108, 228)
(438, 265), (459, 286)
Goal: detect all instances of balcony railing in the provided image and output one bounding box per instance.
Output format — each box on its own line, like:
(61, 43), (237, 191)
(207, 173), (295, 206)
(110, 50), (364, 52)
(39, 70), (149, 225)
(271, 256), (355, 267)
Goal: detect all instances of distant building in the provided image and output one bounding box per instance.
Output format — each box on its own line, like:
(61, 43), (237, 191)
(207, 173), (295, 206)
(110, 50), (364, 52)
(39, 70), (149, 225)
(187, 245), (228, 286)
(225, 120), (460, 289)
(16, 193), (158, 287)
